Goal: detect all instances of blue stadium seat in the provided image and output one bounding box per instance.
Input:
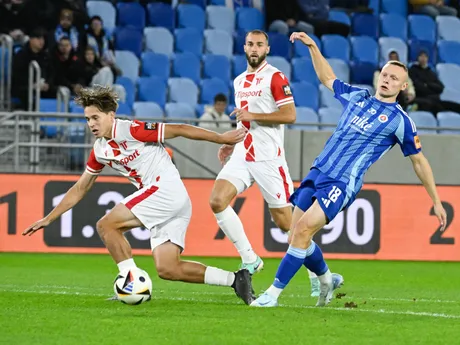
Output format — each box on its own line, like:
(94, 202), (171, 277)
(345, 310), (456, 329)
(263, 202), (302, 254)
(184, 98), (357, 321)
(319, 84), (342, 109)
(173, 52), (201, 84)
(381, 0), (407, 16)
(235, 7), (263, 32)
(327, 58), (350, 83)
(436, 63), (460, 90)
(115, 50), (139, 83)
(141, 52), (170, 81)
(291, 82), (319, 110)
(177, 4), (205, 31)
(115, 27), (143, 57)
(369, 0), (380, 15)
(266, 56), (291, 81)
(438, 40), (460, 65)
(144, 27), (174, 57)
(268, 32), (291, 60)
(437, 111), (460, 134)
(133, 102), (164, 119)
(207, 6), (234, 33)
(409, 39), (436, 64)
(40, 98), (57, 112)
(203, 55), (231, 85)
(210, 0), (226, 4)
(168, 78), (199, 106)
(408, 15), (436, 44)
(409, 111), (437, 134)
(204, 29), (233, 58)
(196, 104), (205, 117)
(329, 10), (351, 26)
(319, 107), (342, 131)
(200, 78), (230, 104)
(117, 102), (132, 116)
(175, 28), (203, 56)
(165, 102), (196, 121)
(233, 55), (247, 78)
(234, 31), (246, 55)
(379, 37), (408, 65)
(293, 107), (319, 131)
(138, 77), (167, 107)
(117, 2), (145, 30)
(351, 13), (378, 39)
(322, 35), (350, 63)
(292, 57), (319, 84)
(350, 36), (379, 67)
(380, 13), (408, 40)
(70, 101), (84, 114)
(115, 76), (135, 106)
(293, 34), (321, 57)
(437, 16), (460, 42)
(147, 2), (175, 30)
(351, 62), (375, 85)
(86, 1), (116, 36)
(185, 0), (206, 9)
(441, 88), (460, 103)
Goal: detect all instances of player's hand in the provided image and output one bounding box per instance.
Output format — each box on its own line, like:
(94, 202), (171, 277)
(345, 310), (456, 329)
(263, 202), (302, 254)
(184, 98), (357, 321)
(218, 144), (235, 165)
(219, 128), (247, 145)
(433, 202), (447, 231)
(22, 218), (50, 236)
(231, 108), (253, 123)
(289, 32), (316, 47)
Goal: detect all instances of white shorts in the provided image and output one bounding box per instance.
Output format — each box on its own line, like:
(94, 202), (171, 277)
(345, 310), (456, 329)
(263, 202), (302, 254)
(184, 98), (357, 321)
(217, 154), (294, 208)
(121, 172), (191, 252)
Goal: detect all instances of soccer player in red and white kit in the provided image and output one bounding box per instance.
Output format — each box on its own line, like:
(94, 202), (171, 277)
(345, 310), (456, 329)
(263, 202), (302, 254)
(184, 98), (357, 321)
(23, 86), (255, 305)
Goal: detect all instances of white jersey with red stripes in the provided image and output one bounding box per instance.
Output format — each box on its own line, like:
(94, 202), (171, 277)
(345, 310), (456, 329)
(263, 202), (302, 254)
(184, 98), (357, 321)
(85, 119), (177, 188)
(233, 61), (294, 162)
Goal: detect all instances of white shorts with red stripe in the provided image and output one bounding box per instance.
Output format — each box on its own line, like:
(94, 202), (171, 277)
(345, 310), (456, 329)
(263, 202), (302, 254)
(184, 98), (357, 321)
(217, 154), (294, 208)
(121, 170), (191, 251)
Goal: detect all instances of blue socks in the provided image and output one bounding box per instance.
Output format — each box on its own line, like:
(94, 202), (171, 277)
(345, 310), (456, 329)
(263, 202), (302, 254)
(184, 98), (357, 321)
(303, 241), (328, 276)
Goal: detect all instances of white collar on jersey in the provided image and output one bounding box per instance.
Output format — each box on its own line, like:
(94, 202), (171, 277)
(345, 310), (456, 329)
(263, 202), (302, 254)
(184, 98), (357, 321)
(246, 60), (268, 75)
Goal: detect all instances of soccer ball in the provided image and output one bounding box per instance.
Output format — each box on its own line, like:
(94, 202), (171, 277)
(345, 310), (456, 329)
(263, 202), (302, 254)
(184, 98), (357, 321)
(113, 268), (152, 305)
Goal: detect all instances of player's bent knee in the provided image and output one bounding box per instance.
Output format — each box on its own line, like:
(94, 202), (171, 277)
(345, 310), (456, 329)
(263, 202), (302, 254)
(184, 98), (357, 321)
(209, 194), (229, 214)
(156, 264), (181, 281)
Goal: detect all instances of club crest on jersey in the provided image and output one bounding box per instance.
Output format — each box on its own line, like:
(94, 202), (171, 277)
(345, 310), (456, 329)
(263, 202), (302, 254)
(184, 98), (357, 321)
(144, 122), (157, 130)
(378, 114), (388, 123)
(283, 85), (292, 96)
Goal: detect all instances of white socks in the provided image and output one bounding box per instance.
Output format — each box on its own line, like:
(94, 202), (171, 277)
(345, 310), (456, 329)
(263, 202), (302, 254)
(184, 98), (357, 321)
(214, 206), (257, 264)
(117, 258), (137, 272)
(308, 269), (318, 279)
(317, 269), (332, 284)
(266, 285), (284, 299)
(204, 267), (235, 286)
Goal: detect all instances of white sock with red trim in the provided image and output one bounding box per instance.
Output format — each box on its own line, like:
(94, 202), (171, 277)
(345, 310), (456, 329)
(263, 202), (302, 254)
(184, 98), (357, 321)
(214, 206), (258, 264)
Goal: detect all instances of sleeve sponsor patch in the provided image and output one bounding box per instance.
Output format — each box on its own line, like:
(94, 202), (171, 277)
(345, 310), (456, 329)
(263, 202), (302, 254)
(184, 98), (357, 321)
(414, 135), (422, 149)
(282, 85), (292, 96)
(144, 122), (157, 130)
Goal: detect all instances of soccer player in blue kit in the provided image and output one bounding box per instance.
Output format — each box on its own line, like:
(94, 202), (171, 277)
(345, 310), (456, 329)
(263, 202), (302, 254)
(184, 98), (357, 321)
(251, 32), (448, 308)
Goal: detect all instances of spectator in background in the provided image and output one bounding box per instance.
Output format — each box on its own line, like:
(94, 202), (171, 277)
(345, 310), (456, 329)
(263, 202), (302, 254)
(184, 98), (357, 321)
(50, 36), (81, 94)
(266, 0), (315, 35)
(0, 0), (31, 46)
(373, 50), (416, 111)
(51, 9), (82, 52)
(330, 0), (371, 12)
(199, 94), (232, 130)
(409, 0), (457, 18)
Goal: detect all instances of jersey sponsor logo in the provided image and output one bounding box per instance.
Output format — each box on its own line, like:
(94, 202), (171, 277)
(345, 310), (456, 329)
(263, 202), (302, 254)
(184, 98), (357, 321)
(378, 114), (388, 123)
(414, 135), (422, 149)
(282, 85), (292, 96)
(236, 90), (262, 98)
(350, 115), (373, 132)
(113, 149), (140, 166)
(144, 122), (157, 130)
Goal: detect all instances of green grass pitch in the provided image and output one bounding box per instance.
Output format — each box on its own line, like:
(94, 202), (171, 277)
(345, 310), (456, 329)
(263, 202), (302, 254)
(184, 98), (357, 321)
(0, 253), (459, 345)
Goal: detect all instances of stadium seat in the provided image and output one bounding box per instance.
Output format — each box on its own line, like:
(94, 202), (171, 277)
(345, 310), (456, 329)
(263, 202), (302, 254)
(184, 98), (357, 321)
(133, 102), (164, 119)
(196, 104), (205, 117)
(233, 55), (247, 78)
(380, 13), (408, 41)
(319, 107), (342, 131)
(210, 0), (226, 5)
(409, 111), (437, 134)
(438, 40), (460, 65)
(173, 52), (201, 85)
(116, 2), (145, 30)
(291, 82), (319, 110)
(70, 101), (84, 114)
(350, 36), (379, 67)
(115, 50), (139, 83)
(292, 57), (319, 84)
(86, 1), (116, 36)
(115, 27), (143, 57)
(207, 6), (234, 33)
(175, 28), (203, 56)
(409, 39), (436, 64)
(203, 55), (231, 85)
(369, 0), (380, 15)
(141, 52), (170, 81)
(408, 15), (436, 45)
(144, 27), (174, 57)
(147, 2), (175, 30)
(437, 111), (460, 134)
(293, 34), (321, 57)
(329, 10), (351, 26)
(267, 33), (291, 60)
(441, 88), (460, 104)
(319, 84), (342, 109)
(185, 0), (206, 9)
(350, 62), (375, 85)
(379, 37), (408, 65)
(327, 58), (350, 83)
(437, 63), (460, 90)
(351, 13), (378, 39)
(381, 0), (407, 16)
(168, 78), (199, 106)
(117, 102), (132, 116)
(40, 98), (58, 112)
(165, 102), (196, 122)
(200, 78), (230, 104)
(138, 77), (167, 107)
(266, 56), (291, 81)
(177, 4), (205, 31)
(322, 35), (350, 63)
(293, 107), (319, 131)
(204, 29), (233, 58)
(115, 76), (135, 106)
(437, 16), (460, 42)
(234, 31), (246, 55)
(235, 7), (263, 32)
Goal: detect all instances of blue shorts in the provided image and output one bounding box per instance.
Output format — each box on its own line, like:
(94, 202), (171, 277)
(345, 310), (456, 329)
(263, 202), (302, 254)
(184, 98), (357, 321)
(289, 168), (355, 223)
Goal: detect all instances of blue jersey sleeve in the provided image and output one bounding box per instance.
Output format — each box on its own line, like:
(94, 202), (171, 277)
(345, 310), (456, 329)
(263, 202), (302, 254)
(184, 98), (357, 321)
(332, 79), (368, 107)
(395, 114), (422, 157)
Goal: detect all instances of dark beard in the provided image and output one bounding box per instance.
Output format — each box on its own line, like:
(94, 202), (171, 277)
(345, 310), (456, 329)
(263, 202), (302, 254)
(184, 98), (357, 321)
(245, 52), (267, 68)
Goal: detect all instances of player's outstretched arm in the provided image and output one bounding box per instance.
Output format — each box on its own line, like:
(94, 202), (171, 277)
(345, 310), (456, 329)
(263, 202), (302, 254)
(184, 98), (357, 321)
(164, 124), (246, 145)
(290, 32), (337, 91)
(22, 172), (98, 236)
(409, 152), (447, 231)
